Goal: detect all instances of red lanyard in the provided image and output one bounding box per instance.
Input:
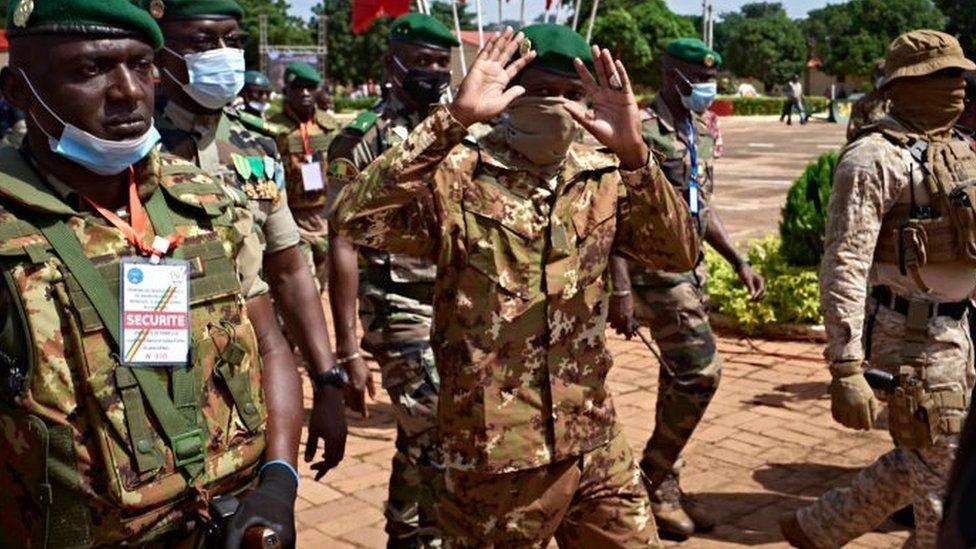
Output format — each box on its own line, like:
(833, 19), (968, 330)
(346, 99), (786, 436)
(298, 121), (314, 160)
(81, 167), (183, 260)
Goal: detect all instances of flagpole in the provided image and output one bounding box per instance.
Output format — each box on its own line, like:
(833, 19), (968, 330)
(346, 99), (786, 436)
(475, 0), (484, 48)
(554, 0), (562, 24)
(544, 3), (550, 23)
(519, 0), (525, 26)
(585, 0), (598, 41)
(498, 0), (503, 26)
(571, 0), (582, 30)
(451, 0), (468, 76)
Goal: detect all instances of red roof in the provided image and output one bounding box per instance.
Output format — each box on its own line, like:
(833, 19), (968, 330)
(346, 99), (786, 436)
(0, 29), (7, 52)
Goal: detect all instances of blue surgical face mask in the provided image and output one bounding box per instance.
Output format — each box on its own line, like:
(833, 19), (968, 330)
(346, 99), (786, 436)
(248, 100), (269, 113)
(19, 69), (160, 176)
(163, 47), (246, 110)
(680, 82), (718, 114)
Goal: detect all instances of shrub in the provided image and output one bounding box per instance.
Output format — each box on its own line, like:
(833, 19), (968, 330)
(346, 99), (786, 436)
(706, 237), (822, 334)
(778, 150), (838, 267)
(334, 96), (380, 113)
(721, 95), (830, 116)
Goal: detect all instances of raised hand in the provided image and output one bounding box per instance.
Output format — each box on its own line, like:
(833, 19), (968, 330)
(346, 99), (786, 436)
(564, 46), (649, 170)
(448, 27), (537, 127)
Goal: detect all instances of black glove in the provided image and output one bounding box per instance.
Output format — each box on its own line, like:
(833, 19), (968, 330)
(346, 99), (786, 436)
(225, 463), (298, 549)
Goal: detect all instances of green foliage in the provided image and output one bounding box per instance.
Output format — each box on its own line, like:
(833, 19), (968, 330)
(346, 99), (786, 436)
(334, 95), (379, 113)
(803, 0), (945, 77)
(779, 151), (838, 267)
(706, 237), (822, 333)
(591, 9), (653, 79)
(720, 3), (806, 89)
(723, 96), (830, 115)
(238, 0), (313, 69)
(936, 0), (976, 59)
(313, 0), (392, 87)
(429, 0), (475, 31)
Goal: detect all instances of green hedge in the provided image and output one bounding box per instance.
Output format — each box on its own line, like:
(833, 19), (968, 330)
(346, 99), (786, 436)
(706, 237), (822, 333)
(721, 95), (830, 116)
(334, 96), (380, 113)
(779, 150), (838, 267)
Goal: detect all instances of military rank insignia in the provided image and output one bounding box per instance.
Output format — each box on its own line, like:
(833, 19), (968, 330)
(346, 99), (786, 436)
(149, 0), (166, 19)
(12, 0), (33, 27)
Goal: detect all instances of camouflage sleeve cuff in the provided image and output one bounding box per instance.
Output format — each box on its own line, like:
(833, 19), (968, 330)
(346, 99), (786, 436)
(405, 105), (470, 161)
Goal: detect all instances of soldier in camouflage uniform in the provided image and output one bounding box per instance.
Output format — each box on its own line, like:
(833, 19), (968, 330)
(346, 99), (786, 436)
(334, 24), (700, 547)
(269, 62), (340, 293)
(609, 38), (765, 538)
(846, 59), (889, 142)
(145, 0), (363, 481)
(780, 30), (976, 549)
(0, 1), (303, 545)
(327, 13), (457, 547)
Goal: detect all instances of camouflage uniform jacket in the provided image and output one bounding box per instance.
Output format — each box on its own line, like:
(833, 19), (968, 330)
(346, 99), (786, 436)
(155, 97), (301, 265)
(334, 106), (699, 472)
(329, 98), (435, 350)
(821, 116), (976, 363)
(0, 146), (266, 545)
(269, 108), (340, 247)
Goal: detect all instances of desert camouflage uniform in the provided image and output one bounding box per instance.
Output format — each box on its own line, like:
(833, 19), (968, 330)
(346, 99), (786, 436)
(334, 106), (700, 546)
(270, 108), (341, 291)
(155, 97), (301, 282)
(328, 98), (441, 546)
(631, 96), (720, 484)
(0, 146), (267, 546)
(803, 118), (976, 547)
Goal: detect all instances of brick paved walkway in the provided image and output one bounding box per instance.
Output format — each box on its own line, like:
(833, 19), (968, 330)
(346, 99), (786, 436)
(293, 330), (911, 548)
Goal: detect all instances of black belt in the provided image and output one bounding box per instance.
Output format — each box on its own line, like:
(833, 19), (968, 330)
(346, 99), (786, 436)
(871, 286), (968, 320)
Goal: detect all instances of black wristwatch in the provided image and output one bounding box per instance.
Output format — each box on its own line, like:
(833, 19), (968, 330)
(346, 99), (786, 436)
(311, 365), (349, 391)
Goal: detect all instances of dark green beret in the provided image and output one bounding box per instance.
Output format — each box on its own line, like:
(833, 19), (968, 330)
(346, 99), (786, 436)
(284, 62), (321, 86)
(139, 0), (243, 21)
(665, 38), (722, 68)
(6, 0), (164, 50)
(388, 13), (459, 50)
(520, 24), (593, 78)
(245, 70), (270, 87)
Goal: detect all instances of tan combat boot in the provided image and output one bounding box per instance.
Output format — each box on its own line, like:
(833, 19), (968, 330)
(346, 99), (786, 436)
(647, 473), (695, 538)
(779, 510), (819, 549)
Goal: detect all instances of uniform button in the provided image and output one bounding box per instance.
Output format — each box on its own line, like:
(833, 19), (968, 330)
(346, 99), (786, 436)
(137, 439), (152, 454)
(244, 403), (257, 415)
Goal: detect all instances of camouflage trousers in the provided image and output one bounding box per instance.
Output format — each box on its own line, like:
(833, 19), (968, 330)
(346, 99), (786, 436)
(298, 233), (329, 294)
(797, 301), (973, 548)
(373, 340), (442, 548)
(437, 428), (659, 548)
(631, 263), (721, 483)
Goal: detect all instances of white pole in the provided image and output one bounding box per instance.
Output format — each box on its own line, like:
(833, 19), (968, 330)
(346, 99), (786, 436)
(571, 0), (582, 30)
(451, 0), (468, 76)
(520, 0), (525, 27)
(707, 5), (714, 48)
(554, 0), (563, 25)
(585, 0), (598, 42)
(544, 2), (551, 23)
(498, 0), (503, 26)
(475, 0), (484, 47)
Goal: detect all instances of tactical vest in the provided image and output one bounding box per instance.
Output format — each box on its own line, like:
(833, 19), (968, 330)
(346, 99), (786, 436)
(0, 148), (265, 546)
(865, 123), (976, 292)
(276, 112), (337, 212)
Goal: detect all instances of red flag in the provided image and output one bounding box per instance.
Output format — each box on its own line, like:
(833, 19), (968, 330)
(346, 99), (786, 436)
(352, 0), (411, 34)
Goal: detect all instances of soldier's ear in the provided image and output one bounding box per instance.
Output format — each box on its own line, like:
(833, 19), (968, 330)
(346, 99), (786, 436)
(0, 67), (31, 112)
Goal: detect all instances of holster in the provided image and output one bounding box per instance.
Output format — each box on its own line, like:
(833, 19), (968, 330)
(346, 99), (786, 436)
(885, 366), (969, 449)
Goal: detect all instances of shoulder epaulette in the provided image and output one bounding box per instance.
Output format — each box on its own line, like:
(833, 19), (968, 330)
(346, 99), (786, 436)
(345, 111), (379, 134)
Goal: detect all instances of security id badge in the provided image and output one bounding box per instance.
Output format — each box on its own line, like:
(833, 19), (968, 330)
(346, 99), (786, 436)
(120, 257), (191, 367)
(301, 158), (325, 192)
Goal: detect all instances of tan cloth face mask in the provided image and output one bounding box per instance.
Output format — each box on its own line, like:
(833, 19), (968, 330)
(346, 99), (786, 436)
(887, 75), (966, 137)
(502, 96), (578, 168)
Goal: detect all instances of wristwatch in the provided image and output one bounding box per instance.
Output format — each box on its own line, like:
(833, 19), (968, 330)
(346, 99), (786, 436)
(311, 365), (349, 391)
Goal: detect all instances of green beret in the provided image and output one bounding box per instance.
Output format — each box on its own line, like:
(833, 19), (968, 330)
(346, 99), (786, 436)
(139, 0), (243, 21)
(245, 70), (270, 87)
(284, 62), (321, 86)
(665, 38), (722, 68)
(520, 24), (593, 78)
(388, 13), (459, 50)
(6, 0), (164, 50)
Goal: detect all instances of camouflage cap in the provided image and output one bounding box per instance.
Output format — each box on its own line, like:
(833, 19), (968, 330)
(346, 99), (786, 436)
(883, 30), (975, 87)
(388, 12), (459, 50)
(520, 24), (593, 78)
(6, 0), (164, 50)
(139, 0), (244, 21)
(665, 38), (722, 68)
(245, 70), (270, 87)
(284, 62), (322, 86)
